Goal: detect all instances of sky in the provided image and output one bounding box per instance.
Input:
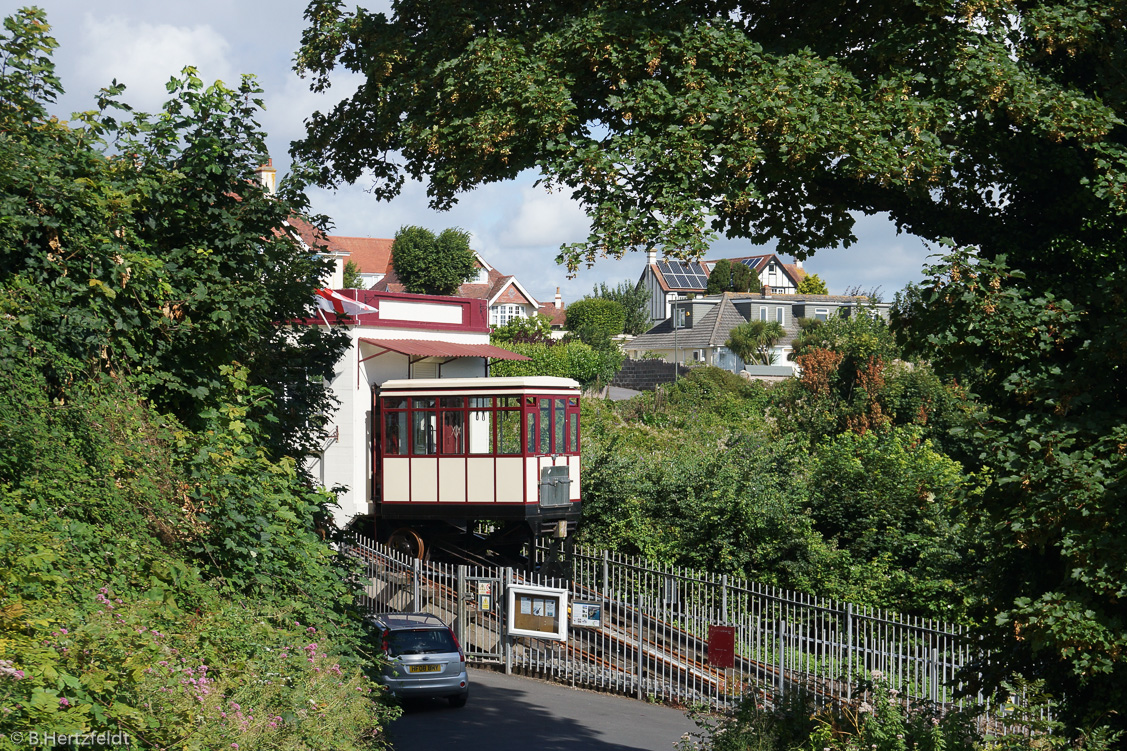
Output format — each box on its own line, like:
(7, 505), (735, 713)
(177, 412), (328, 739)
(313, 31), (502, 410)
(18, 0), (938, 304)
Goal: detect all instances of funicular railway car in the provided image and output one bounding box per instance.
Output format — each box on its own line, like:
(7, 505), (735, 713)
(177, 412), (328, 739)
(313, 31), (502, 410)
(371, 376), (582, 562)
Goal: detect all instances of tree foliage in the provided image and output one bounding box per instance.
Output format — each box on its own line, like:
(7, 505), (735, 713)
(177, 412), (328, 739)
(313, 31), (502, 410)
(490, 312), (555, 344)
(564, 296), (626, 338)
(0, 11), (396, 745)
(390, 225), (477, 295)
(295, 0), (1127, 271)
(726, 320), (785, 365)
(896, 247), (1127, 731)
(341, 259), (362, 288)
(796, 273), (829, 295)
(593, 280), (650, 335)
(706, 259), (758, 294)
(487, 339), (621, 390)
(1, 9), (346, 459)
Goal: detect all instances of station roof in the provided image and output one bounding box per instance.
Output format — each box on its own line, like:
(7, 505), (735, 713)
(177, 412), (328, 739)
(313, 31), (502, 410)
(358, 338), (531, 361)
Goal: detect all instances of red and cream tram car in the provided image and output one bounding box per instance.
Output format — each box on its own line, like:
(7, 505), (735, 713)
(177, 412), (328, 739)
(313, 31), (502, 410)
(371, 376), (582, 559)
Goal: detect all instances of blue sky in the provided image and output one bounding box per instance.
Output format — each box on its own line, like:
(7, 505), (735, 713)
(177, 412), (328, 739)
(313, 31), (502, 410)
(22, 0), (937, 303)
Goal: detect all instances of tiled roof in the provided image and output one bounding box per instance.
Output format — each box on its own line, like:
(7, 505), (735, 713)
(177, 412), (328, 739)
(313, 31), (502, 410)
(285, 216), (340, 253)
(784, 263), (808, 284)
(332, 236), (393, 275)
(629, 297), (748, 351)
(368, 264), (538, 307)
(537, 302), (567, 327)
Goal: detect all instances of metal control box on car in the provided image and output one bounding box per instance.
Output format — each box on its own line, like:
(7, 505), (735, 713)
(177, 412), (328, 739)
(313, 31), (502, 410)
(370, 613), (469, 707)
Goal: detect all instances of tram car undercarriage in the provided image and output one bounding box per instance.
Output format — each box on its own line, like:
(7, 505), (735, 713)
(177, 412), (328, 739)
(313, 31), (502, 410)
(359, 376), (582, 566)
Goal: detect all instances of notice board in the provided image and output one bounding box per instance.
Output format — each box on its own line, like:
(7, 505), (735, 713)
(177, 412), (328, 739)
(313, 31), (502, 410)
(506, 584), (569, 641)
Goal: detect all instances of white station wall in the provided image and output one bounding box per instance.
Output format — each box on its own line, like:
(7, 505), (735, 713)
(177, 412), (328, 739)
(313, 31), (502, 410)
(311, 325), (494, 527)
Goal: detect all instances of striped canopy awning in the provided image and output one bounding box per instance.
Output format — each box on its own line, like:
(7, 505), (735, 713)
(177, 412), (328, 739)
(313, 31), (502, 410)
(358, 338), (530, 361)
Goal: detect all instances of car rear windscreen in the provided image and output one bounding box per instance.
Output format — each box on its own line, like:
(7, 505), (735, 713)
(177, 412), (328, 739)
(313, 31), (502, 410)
(387, 628), (457, 655)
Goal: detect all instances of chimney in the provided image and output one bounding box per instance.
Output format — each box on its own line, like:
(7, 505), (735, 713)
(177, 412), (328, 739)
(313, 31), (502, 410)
(554, 287), (562, 309)
(762, 285), (770, 296)
(794, 257), (803, 269)
(255, 159), (276, 195)
(646, 249), (657, 265)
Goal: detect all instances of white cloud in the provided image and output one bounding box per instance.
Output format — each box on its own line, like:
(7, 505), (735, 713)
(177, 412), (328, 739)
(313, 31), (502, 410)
(73, 15), (236, 114)
(496, 186), (590, 249)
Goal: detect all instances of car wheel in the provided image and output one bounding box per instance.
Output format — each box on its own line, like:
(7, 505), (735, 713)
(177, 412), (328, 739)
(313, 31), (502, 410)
(448, 692), (468, 708)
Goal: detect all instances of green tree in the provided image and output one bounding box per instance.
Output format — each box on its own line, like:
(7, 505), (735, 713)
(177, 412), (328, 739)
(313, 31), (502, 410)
(593, 280), (649, 335)
(729, 262), (757, 293)
(391, 225), (477, 295)
(0, 11), (397, 746)
(488, 339), (621, 390)
(294, 0), (1127, 270)
(491, 312), (554, 344)
(706, 258), (734, 294)
(726, 320), (785, 366)
(564, 297), (625, 338)
(342, 259), (363, 288)
(896, 247), (1127, 732)
(796, 273), (829, 295)
(0, 9), (346, 460)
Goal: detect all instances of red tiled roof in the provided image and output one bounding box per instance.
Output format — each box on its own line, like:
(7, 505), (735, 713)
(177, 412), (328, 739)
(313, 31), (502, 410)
(537, 303), (567, 327)
(371, 264), (539, 307)
(357, 338), (530, 360)
(285, 216), (340, 253)
(332, 236), (393, 275)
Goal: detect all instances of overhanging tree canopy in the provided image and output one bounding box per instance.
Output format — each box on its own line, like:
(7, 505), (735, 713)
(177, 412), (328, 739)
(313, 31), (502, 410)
(294, 0), (1126, 271)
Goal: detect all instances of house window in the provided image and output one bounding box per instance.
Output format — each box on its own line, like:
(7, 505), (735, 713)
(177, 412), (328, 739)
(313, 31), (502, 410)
(814, 308), (829, 321)
(772, 287), (787, 294)
(491, 304), (524, 326)
(674, 307), (691, 329)
(759, 307), (767, 322)
(776, 307), (784, 324)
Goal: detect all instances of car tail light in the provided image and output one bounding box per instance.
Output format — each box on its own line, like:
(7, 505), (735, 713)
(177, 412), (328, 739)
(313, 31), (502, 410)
(449, 628), (465, 663)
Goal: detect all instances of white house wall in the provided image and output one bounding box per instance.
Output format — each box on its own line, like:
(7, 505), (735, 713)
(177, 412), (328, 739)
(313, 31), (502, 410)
(312, 322), (494, 528)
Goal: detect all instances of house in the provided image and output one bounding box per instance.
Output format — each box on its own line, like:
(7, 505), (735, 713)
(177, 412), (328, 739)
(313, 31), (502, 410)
(372, 253), (563, 330)
(625, 291), (890, 378)
(637, 249), (808, 324)
(333, 236), (393, 288)
(283, 214), (349, 288)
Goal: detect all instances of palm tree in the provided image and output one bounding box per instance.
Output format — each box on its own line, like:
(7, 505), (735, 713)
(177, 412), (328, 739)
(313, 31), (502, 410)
(726, 320), (786, 366)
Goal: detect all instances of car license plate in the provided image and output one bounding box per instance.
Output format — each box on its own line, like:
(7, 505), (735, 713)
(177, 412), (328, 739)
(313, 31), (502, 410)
(407, 664), (441, 673)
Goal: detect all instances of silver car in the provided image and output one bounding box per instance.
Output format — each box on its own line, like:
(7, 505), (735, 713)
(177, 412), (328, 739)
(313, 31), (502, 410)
(371, 613), (469, 707)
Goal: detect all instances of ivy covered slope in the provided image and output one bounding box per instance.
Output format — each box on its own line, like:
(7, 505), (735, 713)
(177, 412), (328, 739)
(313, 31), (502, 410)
(0, 9), (395, 748)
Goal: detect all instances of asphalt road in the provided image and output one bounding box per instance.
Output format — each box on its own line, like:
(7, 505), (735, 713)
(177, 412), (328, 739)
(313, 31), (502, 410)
(385, 666), (701, 751)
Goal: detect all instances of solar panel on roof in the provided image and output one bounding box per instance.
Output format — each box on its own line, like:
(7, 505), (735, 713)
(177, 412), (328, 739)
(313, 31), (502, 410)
(658, 260), (708, 289)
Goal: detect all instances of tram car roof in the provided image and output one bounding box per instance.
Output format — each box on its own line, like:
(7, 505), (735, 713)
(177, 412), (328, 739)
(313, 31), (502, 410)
(378, 376), (581, 396)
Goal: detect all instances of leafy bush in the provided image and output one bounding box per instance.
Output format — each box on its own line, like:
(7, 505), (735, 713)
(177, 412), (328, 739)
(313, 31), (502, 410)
(675, 673), (1117, 751)
(0, 12), (396, 747)
(489, 339), (622, 390)
(564, 297), (626, 338)
(491, 313), (555, 344)
(390, 225), (477, 295)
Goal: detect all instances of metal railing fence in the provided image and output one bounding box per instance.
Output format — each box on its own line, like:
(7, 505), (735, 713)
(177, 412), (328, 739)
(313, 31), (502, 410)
(345, 535), (1004, 718)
